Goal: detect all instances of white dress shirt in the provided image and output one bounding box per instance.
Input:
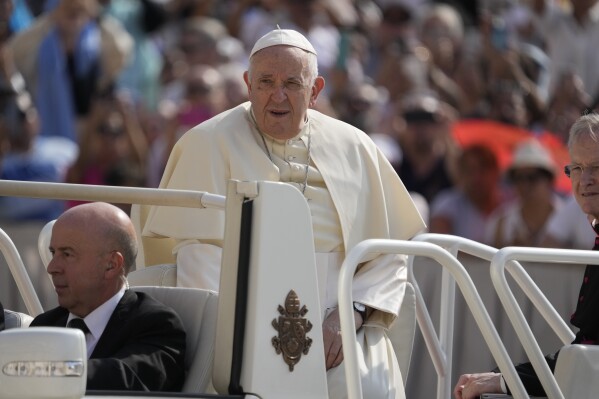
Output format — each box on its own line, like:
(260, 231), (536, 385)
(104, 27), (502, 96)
(67, 286), (126, 358)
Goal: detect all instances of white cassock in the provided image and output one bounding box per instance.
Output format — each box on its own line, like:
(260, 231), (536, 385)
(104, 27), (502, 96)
(143, 102), (426, 398)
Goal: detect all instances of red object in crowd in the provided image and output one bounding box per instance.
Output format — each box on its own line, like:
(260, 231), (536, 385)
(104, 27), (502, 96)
(452, 119), (571, 194)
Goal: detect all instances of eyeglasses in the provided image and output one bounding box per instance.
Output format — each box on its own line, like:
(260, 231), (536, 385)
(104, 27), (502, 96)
(564, 162), (599, 178)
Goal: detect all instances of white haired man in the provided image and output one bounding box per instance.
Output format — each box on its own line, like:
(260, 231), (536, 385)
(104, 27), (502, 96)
(454, 113), (599, 398)
(144, 28), (425, 398)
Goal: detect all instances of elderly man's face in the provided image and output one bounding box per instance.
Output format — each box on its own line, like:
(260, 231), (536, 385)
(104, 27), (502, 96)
(244, 46), (324, 140)
(570, 134), (599, 218)
(47, 216), (112, 317)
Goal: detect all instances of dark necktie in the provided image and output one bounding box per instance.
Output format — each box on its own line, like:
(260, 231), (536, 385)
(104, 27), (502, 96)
(67, 318), (90, 334)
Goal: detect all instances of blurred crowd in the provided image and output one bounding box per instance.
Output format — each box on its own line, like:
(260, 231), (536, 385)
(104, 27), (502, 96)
(0, 0), (595, 250)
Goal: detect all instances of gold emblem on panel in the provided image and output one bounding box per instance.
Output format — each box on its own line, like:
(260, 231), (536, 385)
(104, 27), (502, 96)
(272, 290), (313, 371)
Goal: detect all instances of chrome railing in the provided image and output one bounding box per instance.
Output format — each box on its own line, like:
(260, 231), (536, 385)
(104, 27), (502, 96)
(408, 233), (575, 399)
(0, 180), (225, 316)
(338, 238), (529, 399)
(491, 247), (599, 399)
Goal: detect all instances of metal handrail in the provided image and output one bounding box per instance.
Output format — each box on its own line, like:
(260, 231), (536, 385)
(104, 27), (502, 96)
(0, 228), (43, 316)
(0, 180), (226, 209)
(407, 233), (575, 399)
(0, 180), (225, 316)
(491, 247), (599, 399)
(407, 255), (448, 380)
(338, 239), (528, 399)
(415, 235), (575, 345)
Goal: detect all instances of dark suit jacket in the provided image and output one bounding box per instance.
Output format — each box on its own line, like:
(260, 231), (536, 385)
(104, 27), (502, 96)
(31, 290), (186, 392)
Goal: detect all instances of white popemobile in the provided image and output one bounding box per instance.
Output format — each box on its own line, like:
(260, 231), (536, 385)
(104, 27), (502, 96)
(0, 179), (598, 399)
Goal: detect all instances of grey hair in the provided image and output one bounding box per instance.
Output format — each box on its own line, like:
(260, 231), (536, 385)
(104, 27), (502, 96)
(104, 223), (138, 275)
(247, 47), (319, 85)
(568, 113), (599, 149)
(305, 51), (318, 84)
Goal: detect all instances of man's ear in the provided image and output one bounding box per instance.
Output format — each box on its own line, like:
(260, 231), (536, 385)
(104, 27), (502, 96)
(243, 71), (251, 93)
(309, 76), (325, 107)
(105, 251), (125, 277)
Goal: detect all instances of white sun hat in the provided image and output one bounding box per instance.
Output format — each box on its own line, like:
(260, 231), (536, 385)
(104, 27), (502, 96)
(250, 28), (317, 57)
(507, 139), (556, 177)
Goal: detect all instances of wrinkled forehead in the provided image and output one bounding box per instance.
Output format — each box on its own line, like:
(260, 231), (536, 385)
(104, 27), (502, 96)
(569, 134), (599, 163)
(249, 46), (311, 78)
(51, 218), (88, 249)
(53, 218), (114, 258)
(571, 130), (599, 147)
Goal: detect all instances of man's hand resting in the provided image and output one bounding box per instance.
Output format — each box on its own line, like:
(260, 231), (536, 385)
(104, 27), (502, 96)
(322, 307), (363, 370)
(454, 372), (503, 399)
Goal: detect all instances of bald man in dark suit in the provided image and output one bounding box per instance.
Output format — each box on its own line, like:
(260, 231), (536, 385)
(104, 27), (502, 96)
(30, 202), (185, 391)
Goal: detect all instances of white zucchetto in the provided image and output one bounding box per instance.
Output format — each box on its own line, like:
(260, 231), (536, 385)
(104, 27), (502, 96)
(250, 28), (317, 57)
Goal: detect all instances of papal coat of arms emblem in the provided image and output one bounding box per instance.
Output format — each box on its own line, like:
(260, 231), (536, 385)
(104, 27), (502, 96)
(272, 290), (313, 371)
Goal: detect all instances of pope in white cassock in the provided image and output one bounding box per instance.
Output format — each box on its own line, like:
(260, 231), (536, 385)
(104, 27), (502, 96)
(143, 28), (425, 398)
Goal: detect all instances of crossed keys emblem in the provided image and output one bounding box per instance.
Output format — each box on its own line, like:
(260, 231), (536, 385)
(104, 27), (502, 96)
(272, 290), (313, 371)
